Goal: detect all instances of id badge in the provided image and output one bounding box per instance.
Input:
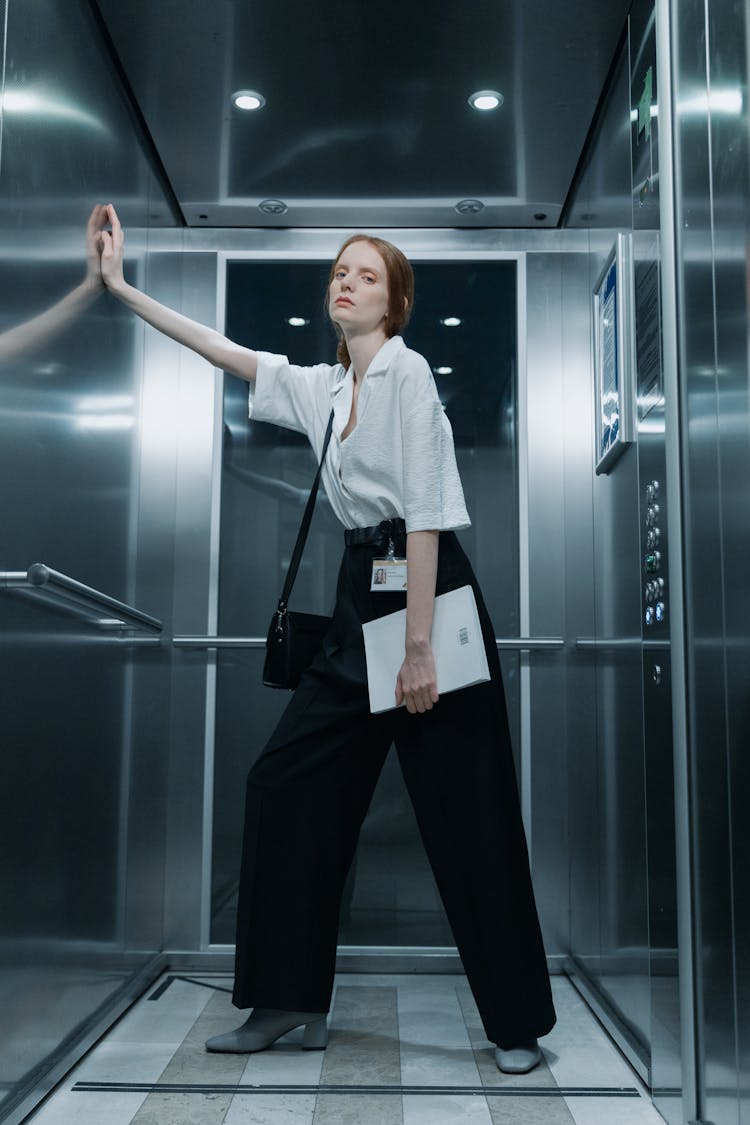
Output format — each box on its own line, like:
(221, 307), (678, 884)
(371, 558), (408, 591)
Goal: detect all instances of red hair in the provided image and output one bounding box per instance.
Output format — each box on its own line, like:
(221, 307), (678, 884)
(325, 235), (415, 367)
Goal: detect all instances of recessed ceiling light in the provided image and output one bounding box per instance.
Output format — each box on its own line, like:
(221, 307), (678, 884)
(287, 317), (309, 327)
(468, 89), (504, 111)
(435, 366), (454, 375)
(232, 89), (266, 111)
(440, 317), (462, 327)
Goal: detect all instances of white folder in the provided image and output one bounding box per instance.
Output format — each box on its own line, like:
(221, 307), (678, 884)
(361, 584), (491, 713)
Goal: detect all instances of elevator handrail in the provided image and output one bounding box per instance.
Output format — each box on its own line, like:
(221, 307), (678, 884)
(0, 564), (163, 632)
(575, 637), (670, 651)
(172, 634), (565, 650)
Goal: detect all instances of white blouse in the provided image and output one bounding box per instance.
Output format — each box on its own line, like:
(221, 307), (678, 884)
(248, 335), (471, 534)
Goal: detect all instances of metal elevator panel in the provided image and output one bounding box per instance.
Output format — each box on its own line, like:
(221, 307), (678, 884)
(94, 0), (631, 228)
(0, 0), (175, 1120)
(672, 0), (750, 1121)
(561, 3), (684, 1115)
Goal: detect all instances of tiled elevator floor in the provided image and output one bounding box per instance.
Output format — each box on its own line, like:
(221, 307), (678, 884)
(26, 974), (666, 1125)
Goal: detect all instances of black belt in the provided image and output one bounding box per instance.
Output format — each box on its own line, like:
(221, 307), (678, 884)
(344, 518), (407, 547)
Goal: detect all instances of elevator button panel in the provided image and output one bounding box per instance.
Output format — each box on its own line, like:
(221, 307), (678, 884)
(642, 480), (667, 630)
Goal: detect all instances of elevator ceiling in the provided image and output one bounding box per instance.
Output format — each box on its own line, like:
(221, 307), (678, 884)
(95, 0), (630, 228)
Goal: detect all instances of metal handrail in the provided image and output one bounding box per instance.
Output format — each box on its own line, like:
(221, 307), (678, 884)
(576, 637), (670, 651)
(0, 564), (163, 632)
(173, 634), (565, 650)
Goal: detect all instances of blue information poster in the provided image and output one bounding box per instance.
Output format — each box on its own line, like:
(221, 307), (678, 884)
(599, 258), (619, 459)
(594, 235), (633, 473)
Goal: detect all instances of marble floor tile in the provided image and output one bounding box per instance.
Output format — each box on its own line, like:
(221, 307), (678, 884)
(129, 1090), (234, 1125)
(563, 1095), (666, 1125)
(70, 1041), (180, 1084)
(402, 1092), (493, 1124)
(544, 1043), (640, 1089)
(399, 982), (481, 1088)
(107, 980), (214, 1044)
(224, 1092), (317, 1125)
(314, 1092), (403, 1125)
(485, 1097), (576, 1125)
(322, 985), (401, 1086)
(26, 1089), (147, 1125)
(240, 1039), (326, 1085)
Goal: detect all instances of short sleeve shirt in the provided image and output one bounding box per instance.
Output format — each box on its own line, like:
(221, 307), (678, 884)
(248, 335), (471, 534)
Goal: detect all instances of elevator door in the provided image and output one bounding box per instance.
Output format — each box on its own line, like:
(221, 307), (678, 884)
(210, 259), (519, 948)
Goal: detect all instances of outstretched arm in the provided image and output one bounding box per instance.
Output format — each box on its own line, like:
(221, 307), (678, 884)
(99, 204), (258, 384)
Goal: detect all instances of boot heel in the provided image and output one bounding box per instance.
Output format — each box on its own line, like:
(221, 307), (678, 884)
(302, 1017), (328, 1050)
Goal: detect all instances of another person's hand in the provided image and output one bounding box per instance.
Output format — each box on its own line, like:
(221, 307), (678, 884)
(98, 203), (126, 293)
(84, 203), (108, 293)
(396, 643), (439, 714)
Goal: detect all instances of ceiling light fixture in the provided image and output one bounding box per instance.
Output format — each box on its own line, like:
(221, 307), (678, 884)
(232, 89), (266, 111)
(435, 367), (454, 375)
(468, 89), (504, 111)
(287, 317), (309, 327)
(440, 317), (462, 327)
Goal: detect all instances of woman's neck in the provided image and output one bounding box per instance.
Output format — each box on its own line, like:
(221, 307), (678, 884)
(346, 328), (389, 382)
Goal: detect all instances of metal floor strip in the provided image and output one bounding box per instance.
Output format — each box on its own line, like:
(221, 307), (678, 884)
(72, 1081), (641, 1098)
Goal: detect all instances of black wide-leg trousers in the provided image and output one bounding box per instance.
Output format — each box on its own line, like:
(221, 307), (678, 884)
(232, 528), (556, 1049)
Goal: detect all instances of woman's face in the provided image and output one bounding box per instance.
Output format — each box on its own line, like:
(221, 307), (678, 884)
(328, 241), (390, 336)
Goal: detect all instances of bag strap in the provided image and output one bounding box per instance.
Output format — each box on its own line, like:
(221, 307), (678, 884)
(277, 409), (335, 611)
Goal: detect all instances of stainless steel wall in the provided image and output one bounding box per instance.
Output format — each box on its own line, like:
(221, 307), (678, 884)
(561, 2), (684, 1120)
(0, 2), (177, 1120)
(670, 0), (750, 1122)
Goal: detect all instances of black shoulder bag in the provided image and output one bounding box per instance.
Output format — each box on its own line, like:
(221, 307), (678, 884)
(262, 410), (335, 689)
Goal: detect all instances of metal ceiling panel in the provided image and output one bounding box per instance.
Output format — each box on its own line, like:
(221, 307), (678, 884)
(95, 0), (631, 227)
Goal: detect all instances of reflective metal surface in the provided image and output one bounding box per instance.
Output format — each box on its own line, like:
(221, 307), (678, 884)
(1, 563), (163, 630)
(0, 1), (174, 1120)
(5, 0), (750, 1121)
(671, 0), (750, 1122)
(94, 0), (631, 229)
(562, 0), (685, 1113)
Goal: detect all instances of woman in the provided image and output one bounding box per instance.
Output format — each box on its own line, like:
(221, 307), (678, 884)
(98, 209), (556, 1073)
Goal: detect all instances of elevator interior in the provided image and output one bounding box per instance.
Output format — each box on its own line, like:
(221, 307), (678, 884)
(2, 2), (749, 1125)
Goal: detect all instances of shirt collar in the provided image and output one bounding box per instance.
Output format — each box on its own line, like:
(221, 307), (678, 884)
(333, 335), (405, 392)
(362, 334), (405, 377)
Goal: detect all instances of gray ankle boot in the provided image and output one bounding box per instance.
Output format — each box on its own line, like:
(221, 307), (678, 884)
(495, 1039), (542, 1073)
(206, 1008), (328, 1053)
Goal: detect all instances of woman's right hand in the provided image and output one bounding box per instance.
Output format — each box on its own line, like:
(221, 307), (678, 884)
(98, 203), (126, 293)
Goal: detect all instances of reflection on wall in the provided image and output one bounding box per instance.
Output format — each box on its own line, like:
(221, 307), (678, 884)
(0, 1), (175, 1120)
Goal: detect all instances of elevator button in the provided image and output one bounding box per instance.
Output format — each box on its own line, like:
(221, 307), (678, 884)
(645, 606), (654, 626)
(653, 664), (662, 685)
(645, 551), (661, 573)
(646, 505), (660, 527)
(646, 528), (660, 549)
(655, 601), (666, 623)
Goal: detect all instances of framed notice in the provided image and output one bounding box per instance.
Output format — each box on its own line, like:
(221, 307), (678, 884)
(593, 234), (635, 474)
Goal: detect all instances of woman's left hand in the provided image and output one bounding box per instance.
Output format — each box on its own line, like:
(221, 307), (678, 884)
(396, 642), (439, 714)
